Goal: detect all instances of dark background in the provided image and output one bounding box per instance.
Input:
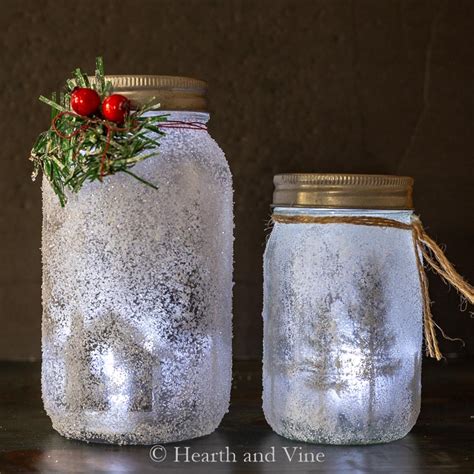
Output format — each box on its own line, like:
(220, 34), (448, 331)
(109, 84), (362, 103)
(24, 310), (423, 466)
(0, 0), (472, 360)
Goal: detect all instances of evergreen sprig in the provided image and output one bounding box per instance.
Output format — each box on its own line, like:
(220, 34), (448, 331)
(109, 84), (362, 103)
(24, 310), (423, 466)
(30, 57), (167, 206)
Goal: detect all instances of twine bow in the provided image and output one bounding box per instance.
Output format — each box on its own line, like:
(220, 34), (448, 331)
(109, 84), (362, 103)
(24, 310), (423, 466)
(271, 214), (474, 360)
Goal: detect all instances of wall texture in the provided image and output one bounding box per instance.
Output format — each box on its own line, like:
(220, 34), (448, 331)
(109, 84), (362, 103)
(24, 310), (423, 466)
(0, 0), (473, 360)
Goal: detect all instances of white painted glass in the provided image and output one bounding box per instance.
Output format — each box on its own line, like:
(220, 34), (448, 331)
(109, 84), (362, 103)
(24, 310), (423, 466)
(263, 208), (423, 444)
(42, 111), (233, 444)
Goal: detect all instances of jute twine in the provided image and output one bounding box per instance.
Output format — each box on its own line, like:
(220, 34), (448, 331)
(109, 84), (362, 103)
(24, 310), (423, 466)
(271, 214), (474, 361)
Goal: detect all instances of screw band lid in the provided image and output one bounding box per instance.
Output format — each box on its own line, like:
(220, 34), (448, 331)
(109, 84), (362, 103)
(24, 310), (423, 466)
(273, 173), (414, 210)
(89, 75), (208, 111)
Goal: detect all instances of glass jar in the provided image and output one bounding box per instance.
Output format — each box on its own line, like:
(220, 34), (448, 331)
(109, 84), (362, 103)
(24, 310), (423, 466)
(41, 76), (233, 444)
(263, 174), (423, 445)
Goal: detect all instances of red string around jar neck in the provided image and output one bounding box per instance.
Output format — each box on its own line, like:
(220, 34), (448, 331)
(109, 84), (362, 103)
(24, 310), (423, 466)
(51, 112), (207, 178)
(51, 113), (208, 138)
(157, 121), (208, 130)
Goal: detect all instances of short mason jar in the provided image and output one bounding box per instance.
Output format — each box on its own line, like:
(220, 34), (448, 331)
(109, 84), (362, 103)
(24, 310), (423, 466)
(263, 174), (423, 445)
(41, 76), (233, 444)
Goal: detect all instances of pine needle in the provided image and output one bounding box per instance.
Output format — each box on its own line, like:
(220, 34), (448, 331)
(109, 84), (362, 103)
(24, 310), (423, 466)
(29, 57), (167, 206)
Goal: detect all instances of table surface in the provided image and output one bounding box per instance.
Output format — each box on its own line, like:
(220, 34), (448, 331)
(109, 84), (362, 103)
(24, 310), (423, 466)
(0, 359), (472, 473)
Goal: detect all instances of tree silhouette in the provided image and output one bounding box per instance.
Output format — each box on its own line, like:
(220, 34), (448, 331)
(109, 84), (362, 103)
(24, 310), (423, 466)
(302, 293), (348, 394)
(347, 258), (401, 429)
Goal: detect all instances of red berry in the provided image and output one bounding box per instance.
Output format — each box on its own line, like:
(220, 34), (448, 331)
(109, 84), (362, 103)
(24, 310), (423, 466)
(101, 94), (130, 123)
(70, 88), (101, 116)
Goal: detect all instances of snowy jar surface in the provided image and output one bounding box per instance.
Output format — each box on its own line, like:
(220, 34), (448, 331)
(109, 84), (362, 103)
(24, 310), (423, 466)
(263, 207), (423, 445)
(42, 110), (233, 444)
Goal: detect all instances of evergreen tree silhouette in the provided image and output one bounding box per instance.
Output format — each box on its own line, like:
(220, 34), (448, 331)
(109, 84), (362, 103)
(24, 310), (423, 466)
(302, 293), (347, 394)
(347, 258), (401, 429)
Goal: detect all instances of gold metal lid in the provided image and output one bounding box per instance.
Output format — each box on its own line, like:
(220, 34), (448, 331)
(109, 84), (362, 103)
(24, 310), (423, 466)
(273, 173), (414, 209)
(89, 75), (207, 111)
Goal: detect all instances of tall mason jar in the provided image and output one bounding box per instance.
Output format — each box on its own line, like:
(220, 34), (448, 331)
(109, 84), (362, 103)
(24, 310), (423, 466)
(41, 76), (233, 444)
(263, 174), (423, 444)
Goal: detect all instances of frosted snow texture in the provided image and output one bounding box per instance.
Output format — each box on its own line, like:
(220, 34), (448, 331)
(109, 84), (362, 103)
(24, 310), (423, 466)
(42, 112), (233, 445)
(263, 209), (423, 445)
